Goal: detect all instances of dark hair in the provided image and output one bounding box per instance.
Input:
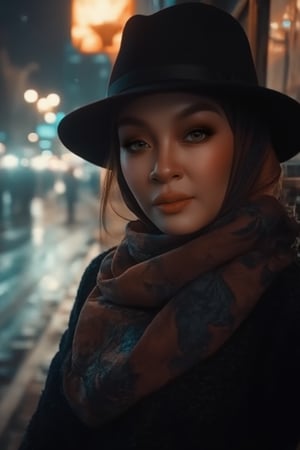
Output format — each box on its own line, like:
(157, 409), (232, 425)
(100, 93), (278, 230)
(100, 132), (151, 231)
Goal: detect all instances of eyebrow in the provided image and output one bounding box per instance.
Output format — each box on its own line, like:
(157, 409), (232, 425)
(177, 101), (221, 119)
(118, 116), (147, 128)
(117, 100), (222, 129)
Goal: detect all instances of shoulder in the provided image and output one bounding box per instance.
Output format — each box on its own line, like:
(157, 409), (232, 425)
(272, 258), (300, 310)
(258, 259), (300, 338)
(258, 259), (300, 390)
(277, 258), (300, 333)
(259, 257), (300, 301)
(256, 259), (300, 442)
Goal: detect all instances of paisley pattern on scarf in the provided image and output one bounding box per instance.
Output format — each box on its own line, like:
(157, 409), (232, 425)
(63, 195), (299, 427)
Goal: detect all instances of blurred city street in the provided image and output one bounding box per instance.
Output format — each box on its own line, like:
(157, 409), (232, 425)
(1, 1), (300, 449)
(0, 185), (105, 450)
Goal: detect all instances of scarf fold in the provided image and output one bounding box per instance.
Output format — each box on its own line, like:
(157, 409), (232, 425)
(63, 195), (299, 427)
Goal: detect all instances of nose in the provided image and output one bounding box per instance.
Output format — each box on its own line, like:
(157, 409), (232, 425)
(149, 144), (183, 183)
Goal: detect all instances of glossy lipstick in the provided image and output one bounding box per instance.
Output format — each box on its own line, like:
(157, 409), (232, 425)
(152, 193), (193, 214)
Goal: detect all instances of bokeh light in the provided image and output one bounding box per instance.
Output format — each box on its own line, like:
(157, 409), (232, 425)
(24, 89), (39, 103)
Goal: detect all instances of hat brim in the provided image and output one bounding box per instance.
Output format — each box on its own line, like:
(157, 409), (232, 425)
(58, 81), (300, 167)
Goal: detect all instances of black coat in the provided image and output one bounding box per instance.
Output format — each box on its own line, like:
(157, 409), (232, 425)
(20, 251), (300, 450)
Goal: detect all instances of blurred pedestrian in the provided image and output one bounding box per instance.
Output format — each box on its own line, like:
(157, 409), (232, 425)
(5, 165), (36, 223)
(19, 165), (36, 221)
(20, 3), (300, 450)
(89, 168), (101, 198)
(63, 166), (79, 224)
(0, 165), (4, 222)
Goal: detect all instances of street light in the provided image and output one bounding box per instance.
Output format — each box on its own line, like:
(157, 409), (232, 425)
(24, 89), (39, 103)
(27, 132), (39, 143)
(71, 0), (134, 59)
(44, 112), (57, 124)
(47, 93), (60, 108)
(23, 90), (62, 154)
(24, 90), (61, 113)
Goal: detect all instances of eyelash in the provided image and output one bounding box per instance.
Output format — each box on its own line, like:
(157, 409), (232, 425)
(121, 139), (149, 153)
(184, 127), (212, 142)
(121, 127), (213, 153)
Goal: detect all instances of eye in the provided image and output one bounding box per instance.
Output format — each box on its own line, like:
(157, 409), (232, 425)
(184, 128), (212, 143)
(121, 139), (150, 153)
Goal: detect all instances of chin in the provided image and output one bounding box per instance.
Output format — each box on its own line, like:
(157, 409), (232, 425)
(154, 219), (210, 236)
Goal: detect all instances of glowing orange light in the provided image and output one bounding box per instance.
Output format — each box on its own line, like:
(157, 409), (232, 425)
(71, 0), (134, 56)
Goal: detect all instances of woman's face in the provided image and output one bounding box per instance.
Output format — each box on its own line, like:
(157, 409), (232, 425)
(118, 92), (234, 235)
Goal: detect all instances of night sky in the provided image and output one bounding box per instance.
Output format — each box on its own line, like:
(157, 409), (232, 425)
(1, 0), (70, 92)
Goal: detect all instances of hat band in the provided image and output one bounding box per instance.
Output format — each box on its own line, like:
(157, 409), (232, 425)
(108, 64), (258, 96)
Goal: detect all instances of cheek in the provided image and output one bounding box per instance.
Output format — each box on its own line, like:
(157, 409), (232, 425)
(120, 159), (145, 200)
(203, 135), (233, 187)
(120, 155), (133, 187)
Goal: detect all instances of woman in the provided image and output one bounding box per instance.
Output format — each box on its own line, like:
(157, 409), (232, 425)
(20, 3), (300, 450)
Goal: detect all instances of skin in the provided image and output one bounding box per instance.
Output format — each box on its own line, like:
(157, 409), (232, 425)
(118, 92), (234, 236)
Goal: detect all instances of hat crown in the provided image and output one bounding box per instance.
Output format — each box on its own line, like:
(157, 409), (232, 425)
(109, 2), (258, 94)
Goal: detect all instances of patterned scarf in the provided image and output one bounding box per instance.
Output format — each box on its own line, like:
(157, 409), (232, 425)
(63, 194), (299, 427)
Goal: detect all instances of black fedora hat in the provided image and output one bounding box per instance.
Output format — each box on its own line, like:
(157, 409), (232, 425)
(58, 2), (300, 167)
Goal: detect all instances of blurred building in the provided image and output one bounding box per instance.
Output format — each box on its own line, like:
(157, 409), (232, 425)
(207, 0), (300, 176)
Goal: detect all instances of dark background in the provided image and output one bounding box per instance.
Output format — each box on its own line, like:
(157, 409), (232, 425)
(0, 0), (239, 92)
(0, 0), (70, 92)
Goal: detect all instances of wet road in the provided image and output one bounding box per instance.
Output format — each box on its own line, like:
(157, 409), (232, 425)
(0, 193), (100, 405)
(0, 188), (129, 450)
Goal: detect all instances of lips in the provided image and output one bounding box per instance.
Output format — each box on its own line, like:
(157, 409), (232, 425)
(152, 192), (193, 214)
